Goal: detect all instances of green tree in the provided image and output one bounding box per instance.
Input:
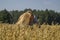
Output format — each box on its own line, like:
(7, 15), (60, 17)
(0, 9), (13, 23)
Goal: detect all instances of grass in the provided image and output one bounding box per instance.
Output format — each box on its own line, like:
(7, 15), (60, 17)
(0, 23), (60, 40)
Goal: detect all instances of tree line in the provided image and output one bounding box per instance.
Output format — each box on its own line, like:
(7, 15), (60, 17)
(0, 9), (60, 25)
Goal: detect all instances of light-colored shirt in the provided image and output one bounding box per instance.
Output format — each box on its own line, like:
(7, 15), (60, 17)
(33, 15), (38, 23)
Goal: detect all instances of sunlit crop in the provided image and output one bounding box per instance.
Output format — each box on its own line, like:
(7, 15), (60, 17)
(0, 23), (60, 40)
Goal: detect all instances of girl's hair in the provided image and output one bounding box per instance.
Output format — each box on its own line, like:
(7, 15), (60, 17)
(27, 10), (32, 13)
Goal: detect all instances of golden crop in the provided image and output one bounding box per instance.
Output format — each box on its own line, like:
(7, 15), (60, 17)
(0, 23), (60, 40)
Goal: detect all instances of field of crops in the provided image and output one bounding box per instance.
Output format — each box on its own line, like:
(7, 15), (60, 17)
(0, 23), (60, 40)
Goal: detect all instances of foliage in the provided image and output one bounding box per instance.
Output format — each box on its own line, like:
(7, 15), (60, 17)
(0, 8), (60, 25)
(0, 9), (13, 23)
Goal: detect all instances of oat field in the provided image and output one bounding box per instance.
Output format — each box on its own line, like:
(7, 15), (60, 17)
(0, 23), (60, 40)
